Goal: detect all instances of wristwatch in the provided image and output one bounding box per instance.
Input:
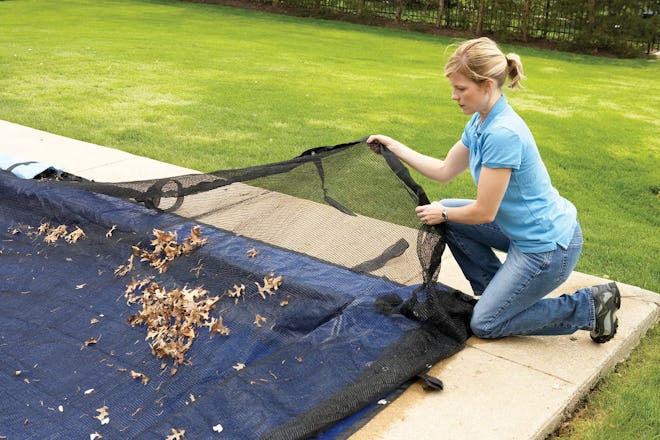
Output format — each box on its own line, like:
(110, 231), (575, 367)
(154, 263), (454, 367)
(441, 208), (448, 222)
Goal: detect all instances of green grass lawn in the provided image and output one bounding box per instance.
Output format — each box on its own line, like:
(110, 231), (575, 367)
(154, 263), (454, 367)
(0, 0), (658, 438)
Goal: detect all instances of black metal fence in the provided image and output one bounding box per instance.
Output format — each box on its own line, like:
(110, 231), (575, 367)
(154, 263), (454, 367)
(251, 0), (658, 56)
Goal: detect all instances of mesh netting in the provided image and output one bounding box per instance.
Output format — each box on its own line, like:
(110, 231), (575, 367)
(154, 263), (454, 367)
(0, 139), (475, 439)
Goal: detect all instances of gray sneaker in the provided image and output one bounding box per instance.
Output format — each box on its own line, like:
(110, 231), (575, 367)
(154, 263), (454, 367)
(590, 282), (621, 343)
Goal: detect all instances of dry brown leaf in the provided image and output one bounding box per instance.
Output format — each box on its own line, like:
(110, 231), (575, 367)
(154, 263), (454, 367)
(43, 234), (59, 244)
(267, 274), (283, 291)
(180, 327), (195, 338)
(51, 225), (67, 235)
(152, 229), (177, 245)
(42, 224), (68, 244)
(181, 225), (208, 255)
(205, 316), (230, 338)
(255, 272), (283, 299)
(94, 406), (109, 425)
(247, 247), (259, 258)
(130, 370), (150, 385)
(65, 226), (86, 243)
(105, 225), (117, 238)
(232, 363), (245, 371)
(254, 314), (267, 328)
(227, 284), (245, 298)
(255, 283), (270, 300)
(114, 255), (135, 277)
(124, 276), (153, 296)
(190, 262), (204, 278)
(84, 338), (98, 346)
(166, 428), (186, 440)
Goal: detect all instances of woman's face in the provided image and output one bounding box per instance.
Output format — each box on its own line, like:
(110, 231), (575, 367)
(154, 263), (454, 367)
(448, 72), (491, 116)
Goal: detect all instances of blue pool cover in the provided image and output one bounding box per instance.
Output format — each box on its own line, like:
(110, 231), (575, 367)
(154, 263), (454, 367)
(0, 169), (473, 439)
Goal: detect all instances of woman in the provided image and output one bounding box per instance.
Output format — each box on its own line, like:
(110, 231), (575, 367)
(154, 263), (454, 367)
(368, 37), (620, 342)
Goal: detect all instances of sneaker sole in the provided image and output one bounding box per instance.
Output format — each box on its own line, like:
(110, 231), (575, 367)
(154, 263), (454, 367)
(592, 318), (618, 343)
(591, 283), (621, 343)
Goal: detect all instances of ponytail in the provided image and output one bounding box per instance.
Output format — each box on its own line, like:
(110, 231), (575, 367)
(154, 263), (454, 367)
(505, 53), (526, 89)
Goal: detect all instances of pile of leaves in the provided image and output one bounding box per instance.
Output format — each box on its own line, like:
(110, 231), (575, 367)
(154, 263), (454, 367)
(131, 226), (208, 274)
(124, 282), (227, 366)
(9, 222), (86, 244)
(117, 226), (219, 368)
(115, 225), (287, 382)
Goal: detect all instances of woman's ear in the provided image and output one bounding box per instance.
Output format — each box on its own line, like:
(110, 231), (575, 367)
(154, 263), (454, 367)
(481, 78), (496, 94)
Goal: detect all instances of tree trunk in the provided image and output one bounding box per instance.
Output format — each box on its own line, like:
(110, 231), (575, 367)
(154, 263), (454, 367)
(436, 0), (445, 28)
(475, 0), (486, 35)
(521, 0), (530, 42)
(357, 0), (365, 16)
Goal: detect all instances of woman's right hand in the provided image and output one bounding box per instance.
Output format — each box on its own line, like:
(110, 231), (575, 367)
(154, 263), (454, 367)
(366, 134), (395, 154)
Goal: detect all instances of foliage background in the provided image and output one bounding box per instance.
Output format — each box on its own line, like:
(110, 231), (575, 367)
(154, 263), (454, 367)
(205, 0), (660, 57)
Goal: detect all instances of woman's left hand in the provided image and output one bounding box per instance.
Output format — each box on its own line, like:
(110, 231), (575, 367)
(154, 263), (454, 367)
(415, 203), (445, 225)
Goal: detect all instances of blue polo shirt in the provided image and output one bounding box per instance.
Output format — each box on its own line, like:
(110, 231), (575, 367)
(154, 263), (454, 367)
(460, 95), (577, 252)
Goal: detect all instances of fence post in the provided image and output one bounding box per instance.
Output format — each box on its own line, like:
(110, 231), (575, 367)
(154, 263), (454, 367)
(357, 0), (365, 16)
(396, 0), (402, 22)
(272, 0), (278, 7)
(436, 0), (445, 28)
(542, 0), (550, 38)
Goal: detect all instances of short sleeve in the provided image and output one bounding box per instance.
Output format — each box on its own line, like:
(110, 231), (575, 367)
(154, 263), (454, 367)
(461, 128), (471, 148)
(481, 127), (523, 169)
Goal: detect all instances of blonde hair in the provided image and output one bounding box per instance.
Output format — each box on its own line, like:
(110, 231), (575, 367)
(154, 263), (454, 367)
(444, 37), (525, 89)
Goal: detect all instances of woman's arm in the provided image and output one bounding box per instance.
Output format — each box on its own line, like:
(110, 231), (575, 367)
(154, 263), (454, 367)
(367, 135), (469, 183)
(416, 167), (511, 225)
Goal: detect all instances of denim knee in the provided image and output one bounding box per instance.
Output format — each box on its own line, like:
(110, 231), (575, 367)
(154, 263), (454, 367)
(470, 311), (502, 339)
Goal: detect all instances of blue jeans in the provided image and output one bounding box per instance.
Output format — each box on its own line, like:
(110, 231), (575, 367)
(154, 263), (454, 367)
(441, 199), (594, 338)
